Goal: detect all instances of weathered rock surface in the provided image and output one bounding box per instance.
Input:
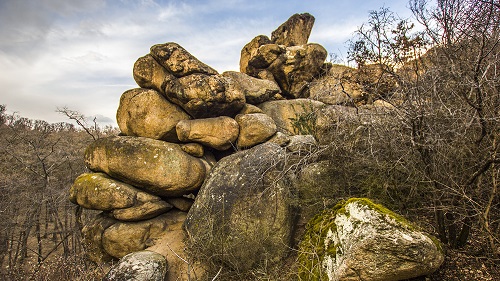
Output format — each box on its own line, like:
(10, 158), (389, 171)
(116, 88), (191, 142)
(184, 143), (295, 271)
(267, 131), (291, 147)
(309, 64), (367, 105)
(102, 210), (187, 259)
(240, 35), (272, 75)
(70, 173), (137, 211)
(166, 197), (194, 212)
(165, 73), (246, 118)
(235, 113), (277, 149)
(180, 142), (204, 157)
(84, 136), (206, 197)
(240, 13), (327, 99)
(133, 54), (176, 94)
(150, 42), (218, 77)
(286, 134), (318, 153)
(70, 173), (172, 221)
(176, 116), (239, 150)
(271, 13), (315, 47)
(298, 198), (444, 281)
(223, 70), (281, 104)
(112, 200), (172, 222)
(267, 43), (328, 98)
(146, 216), (205, 281)
(103, 250), (167, 281)
(258, 99), (325, 135)
(238, 103), (264, 114)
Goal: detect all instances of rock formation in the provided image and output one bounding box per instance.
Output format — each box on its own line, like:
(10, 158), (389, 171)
(240, 13), (327, 99)
(69, 12), (444, 281)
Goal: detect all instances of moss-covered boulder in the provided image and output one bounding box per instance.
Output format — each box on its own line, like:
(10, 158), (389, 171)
(84, 136), (206, 197)
(183, 142), (295, 272)
(297, 198), (444, 281)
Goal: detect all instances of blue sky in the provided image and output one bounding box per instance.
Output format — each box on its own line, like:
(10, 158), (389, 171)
(0, 0), (414, 126)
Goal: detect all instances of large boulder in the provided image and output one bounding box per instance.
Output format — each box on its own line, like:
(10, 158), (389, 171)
(84, 136), (206, 197)
(176, 116), (239, 151)
(235, 113), (277, 149)
(150, 42), (218, 77)
(297, 198), (444, 281)
(165, 73), (246, 118)
(116, 88), (191, 142)
(184, 143), (296, 272)
(102, 210), (187, 259)
(222, 71), (281, 104)
(271, 13), (315, 47)
(103, 250), (167, 281)
(70, 173), (172, 221)
(258, 99), (325, 135)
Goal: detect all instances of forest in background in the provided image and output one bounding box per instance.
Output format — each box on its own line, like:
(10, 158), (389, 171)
(1, 0), (499, 280)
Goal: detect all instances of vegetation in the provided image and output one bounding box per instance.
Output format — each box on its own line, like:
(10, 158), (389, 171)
(1, 0), (499, 280)
(0, 105), (116, 280)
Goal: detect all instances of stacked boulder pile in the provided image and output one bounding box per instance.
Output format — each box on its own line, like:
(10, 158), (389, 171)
(69, 13), (444, 281)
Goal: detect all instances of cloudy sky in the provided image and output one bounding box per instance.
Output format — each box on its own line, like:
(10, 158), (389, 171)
(0, 0), (414, 126)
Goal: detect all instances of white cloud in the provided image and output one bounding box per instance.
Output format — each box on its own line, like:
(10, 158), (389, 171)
(0, 0), (417, 125)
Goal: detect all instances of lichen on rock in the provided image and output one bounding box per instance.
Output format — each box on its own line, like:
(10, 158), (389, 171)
(297, 198), (444, 281)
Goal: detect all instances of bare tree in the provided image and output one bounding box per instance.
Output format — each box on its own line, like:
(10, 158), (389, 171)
(343, 0), (499, 255)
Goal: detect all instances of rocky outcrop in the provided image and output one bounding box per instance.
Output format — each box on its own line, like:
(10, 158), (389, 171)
(150, 42), (218, 77)
(103, 250), (167, 281)
(82, 211), (186, 260)
(166, 73), (246, 118)
(297, 198), (444, 281)
(240, 13), (327, 98)
(69, 12), (445, 281)
(184, 143), (295, 271)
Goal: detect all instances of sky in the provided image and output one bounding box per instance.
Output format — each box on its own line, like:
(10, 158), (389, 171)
(0, 0), (415, 127)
